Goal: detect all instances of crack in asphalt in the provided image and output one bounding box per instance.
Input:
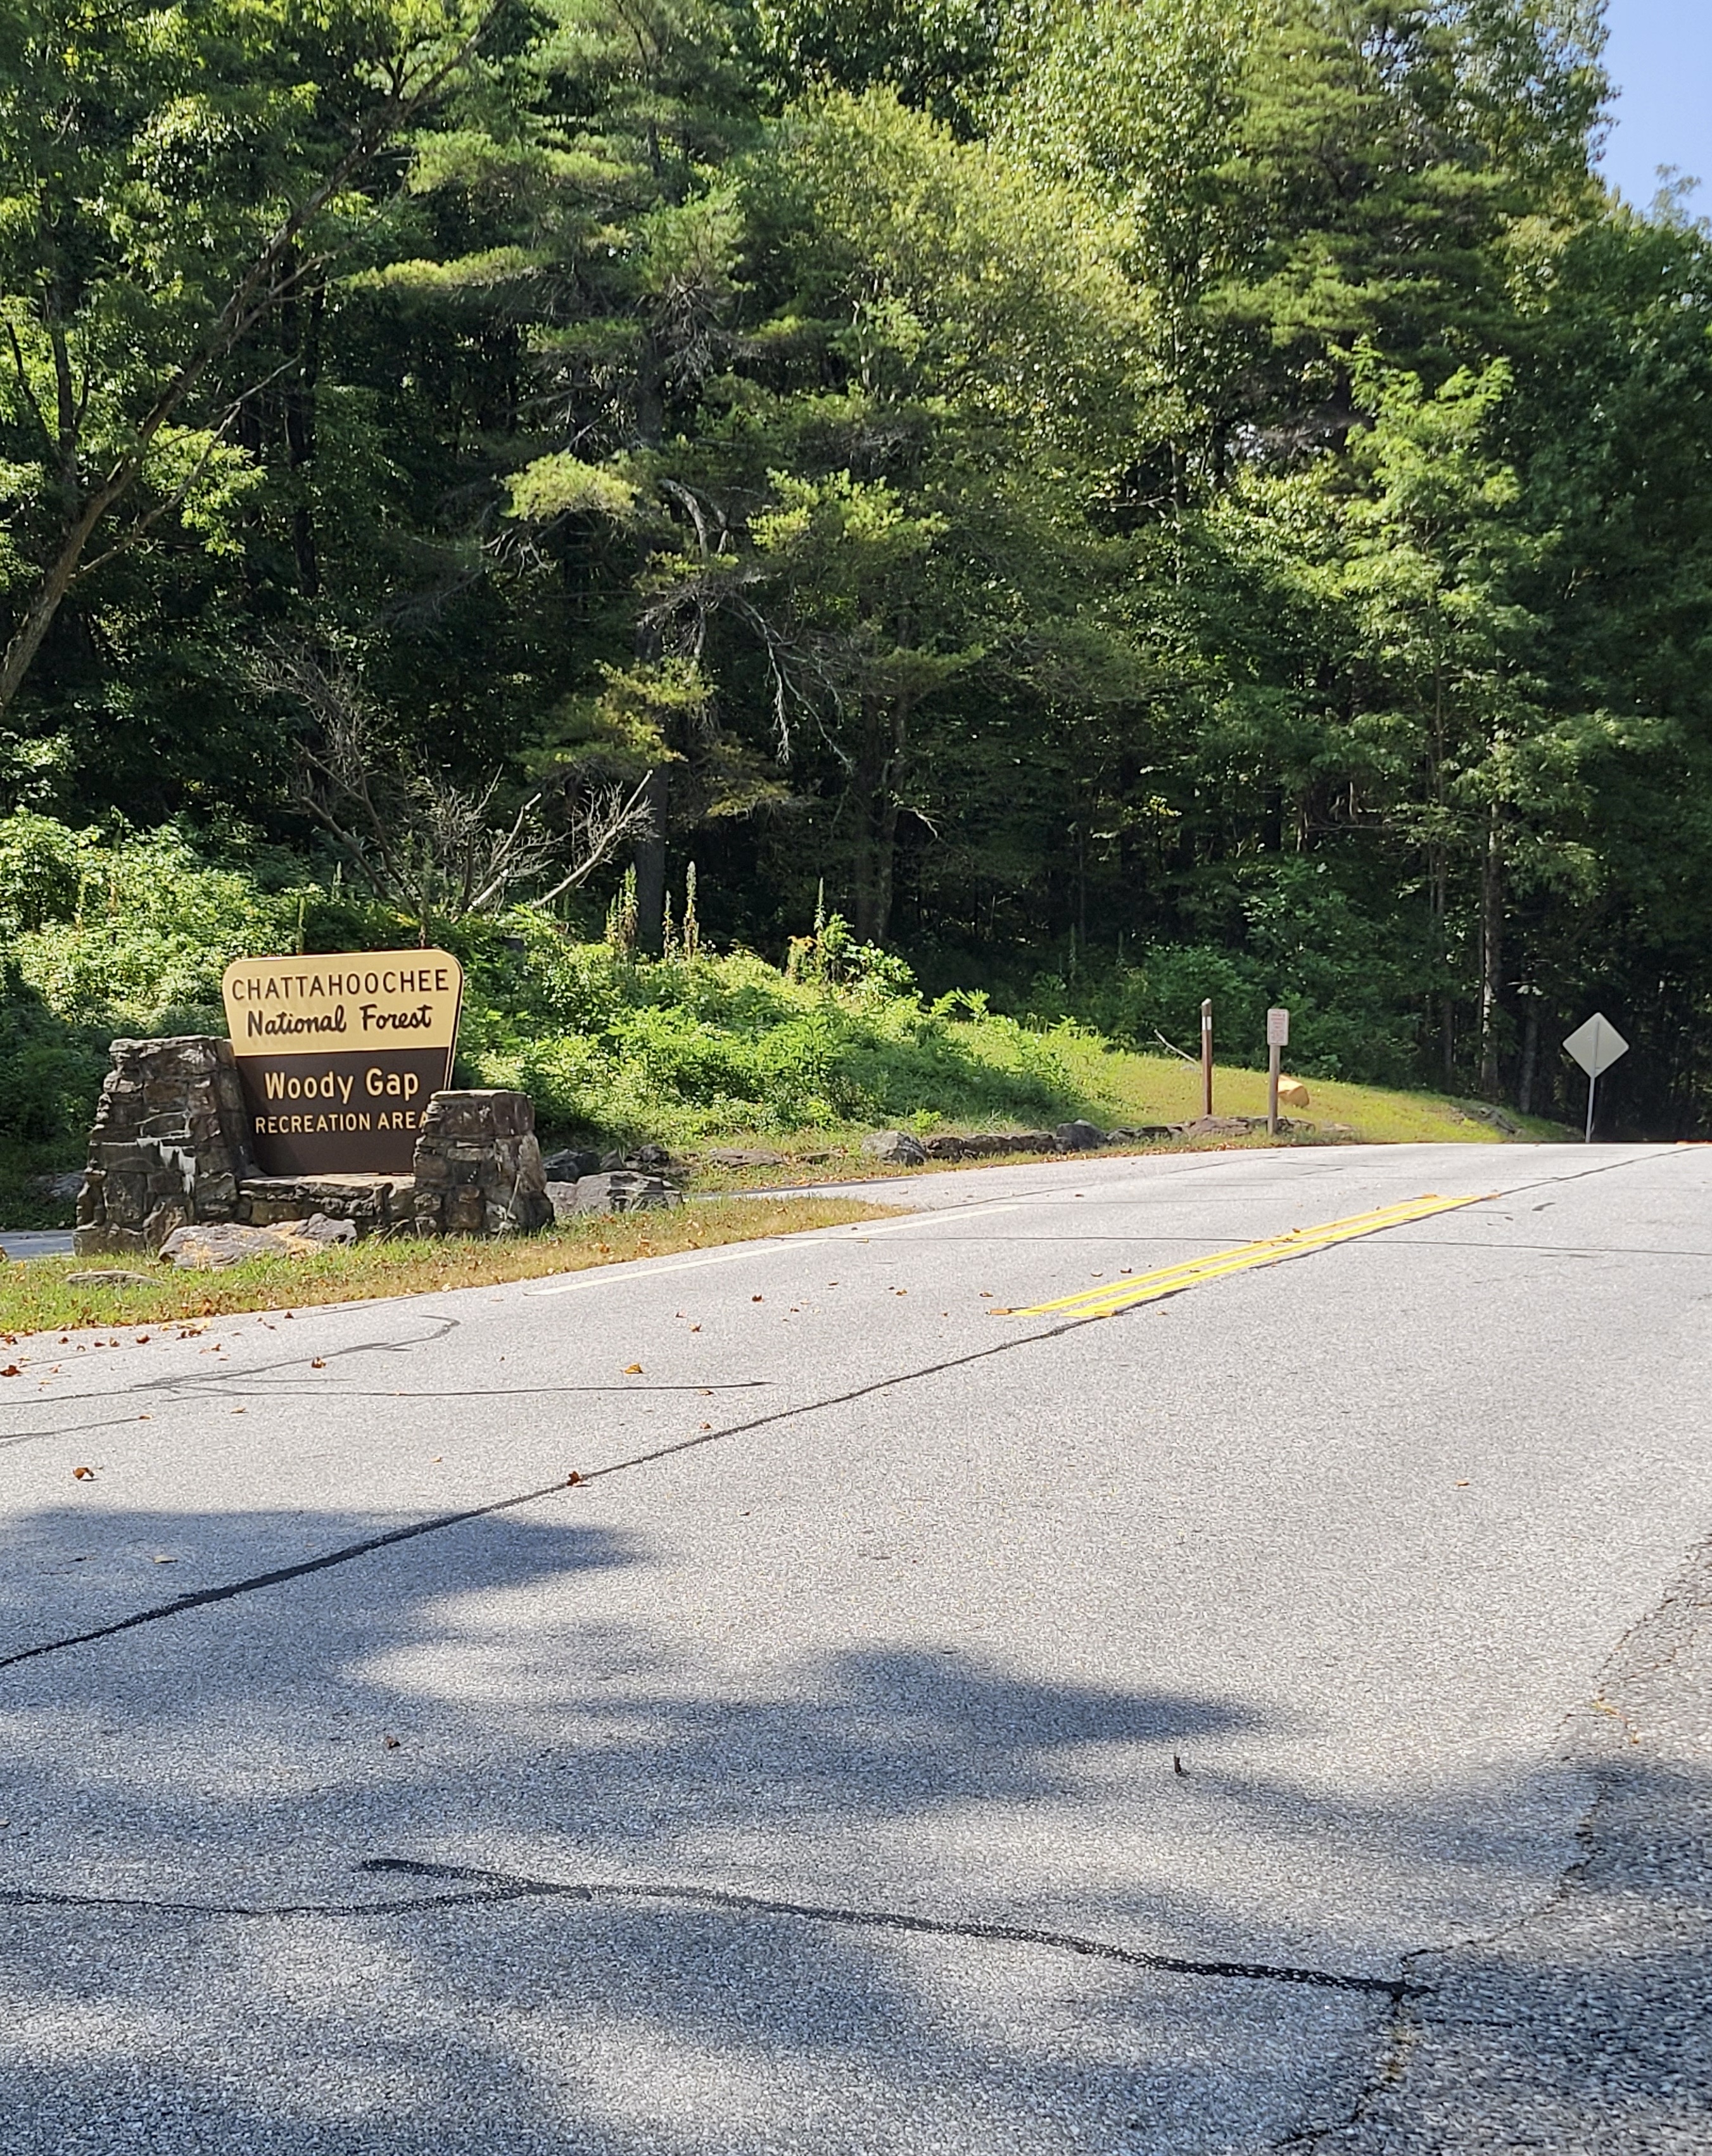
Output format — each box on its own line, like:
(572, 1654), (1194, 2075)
(0, 1304), (1118, 1670)
(0, 1468), (587, 1670)
(1295, 1522), (1712, 2152)
(1, 1155), (1670, 1675)
(0, 1382), (769, 1442)
(0, 1856), (1419, 2000)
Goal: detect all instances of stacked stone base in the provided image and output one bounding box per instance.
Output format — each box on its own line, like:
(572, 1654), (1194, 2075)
(410, 1090), (552, 1239)
(77, 1037), (253, 1258)
(75, 1039), (552, 1257)
(238, 1175), (417, 1233)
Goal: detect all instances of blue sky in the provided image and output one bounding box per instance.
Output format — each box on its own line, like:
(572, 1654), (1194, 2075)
(1599, 0), (1712, 208)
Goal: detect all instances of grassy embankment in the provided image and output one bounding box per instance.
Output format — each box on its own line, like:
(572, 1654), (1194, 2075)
(0, 1197), (892, 1337)
(687, 1037), (1565, 1190)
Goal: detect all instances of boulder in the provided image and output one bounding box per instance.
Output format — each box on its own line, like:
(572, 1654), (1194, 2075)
(961, 1130), (1056, 1157)
(706, 1147), (787, 1169)
(1054, 1120), (1107, 1150)
(541, 1147), (601, 1182)
(1176, 1115), (1261, 1140)
(628, 1142), (673, 1171)
(861, 1130), (927, 1166)
(161, 1223), (293, 1268)
(1277, 1076), (1311, 1110)
(568, 1171), (682, 1215)
(158, 1216), (355, 1268)
(1105, 1125), (1176, 1144)
(288, 1211), (361, 1249)
(922, 1135), (967, 1160)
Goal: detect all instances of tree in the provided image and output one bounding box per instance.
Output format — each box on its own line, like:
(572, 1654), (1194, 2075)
(0, 0), (500, 719)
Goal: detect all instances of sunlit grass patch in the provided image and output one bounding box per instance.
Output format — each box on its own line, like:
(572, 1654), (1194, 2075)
(0, 1197), (894, 1340)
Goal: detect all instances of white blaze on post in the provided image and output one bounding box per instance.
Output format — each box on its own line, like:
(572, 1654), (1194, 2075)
(1562, 1012), (1630, 1142)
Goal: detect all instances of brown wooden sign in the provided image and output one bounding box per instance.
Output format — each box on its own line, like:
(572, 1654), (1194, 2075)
(220, 950), (464, 1177)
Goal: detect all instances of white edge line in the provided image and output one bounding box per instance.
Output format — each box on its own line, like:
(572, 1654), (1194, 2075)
(836, 1199), (1030, 1236)
(523, 1199), (1032, 1297)
(526, 1247), (759, 1296)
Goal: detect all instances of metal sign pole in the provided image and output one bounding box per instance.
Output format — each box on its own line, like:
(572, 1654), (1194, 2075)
(1200, 1000), (1214, 1119)
(1563, 1011), (1627, 1145)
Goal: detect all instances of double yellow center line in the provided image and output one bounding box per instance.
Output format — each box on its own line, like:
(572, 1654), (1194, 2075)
(1005, 1193), (1490, 1319)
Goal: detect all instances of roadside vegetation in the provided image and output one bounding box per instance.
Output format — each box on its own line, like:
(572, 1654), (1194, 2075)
(1, 0), (1707, 1157)
(0, 817), (1566, 1228)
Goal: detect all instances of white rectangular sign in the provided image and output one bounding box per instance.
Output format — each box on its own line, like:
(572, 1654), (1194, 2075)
(1266, 1007), (1290, 1049)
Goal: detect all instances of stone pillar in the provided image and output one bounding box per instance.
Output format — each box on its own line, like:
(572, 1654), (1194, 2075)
(75, 1037), (253, 1257)
(410, 1090), (552, 1239)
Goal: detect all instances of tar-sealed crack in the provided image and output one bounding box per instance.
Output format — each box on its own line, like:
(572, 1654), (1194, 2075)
(1297, 1523), (1712, 2153)
(0, 1856), (1416, 2000)
(0, 1294), (1198, 1670)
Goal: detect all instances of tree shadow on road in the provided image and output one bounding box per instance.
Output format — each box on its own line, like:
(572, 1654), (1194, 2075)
(0, 1498), (1706, 2155)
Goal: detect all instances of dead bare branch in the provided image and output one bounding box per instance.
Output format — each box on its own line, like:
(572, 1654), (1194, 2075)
(256, 638), (641, 921)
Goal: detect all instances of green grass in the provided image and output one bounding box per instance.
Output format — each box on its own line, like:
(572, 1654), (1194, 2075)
(673, 1040), (1568, 1192)
(0, 1197), (893, 1340)
(1053, 1038), (1565, 1144)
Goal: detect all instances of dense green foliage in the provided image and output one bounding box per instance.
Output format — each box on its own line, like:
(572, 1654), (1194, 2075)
(3, 0), (1707, 1138)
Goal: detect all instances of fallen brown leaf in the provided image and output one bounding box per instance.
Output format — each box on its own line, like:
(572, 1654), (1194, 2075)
(383, 1735), (401, 1750)
(71, 1465), (94, 1480)
(310, 1357), (326, 1369)
(0, 1366), (19, 1378)
(623, 1361), (643, 1374)
(566, 1470), (585, 1487)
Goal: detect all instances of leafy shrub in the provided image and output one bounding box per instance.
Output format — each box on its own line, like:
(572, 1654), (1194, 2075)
(0, 814), (1431, 1167)
(0, 965), (108, 1151)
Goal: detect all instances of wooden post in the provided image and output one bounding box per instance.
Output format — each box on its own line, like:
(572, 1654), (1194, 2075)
(1200, 999), (1214, 1119)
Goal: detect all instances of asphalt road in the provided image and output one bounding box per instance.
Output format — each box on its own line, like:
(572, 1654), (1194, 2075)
(1, 1140), (1707, 2153)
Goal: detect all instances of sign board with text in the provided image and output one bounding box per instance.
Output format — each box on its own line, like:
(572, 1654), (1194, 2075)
(1266, 1007), (1290, 1049)
(220, 950), (464, 1176)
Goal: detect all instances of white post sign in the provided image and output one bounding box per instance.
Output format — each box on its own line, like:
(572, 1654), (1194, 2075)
(1265, 1008), (1290, 1134)
(1563, 1012), (1628, 1143)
